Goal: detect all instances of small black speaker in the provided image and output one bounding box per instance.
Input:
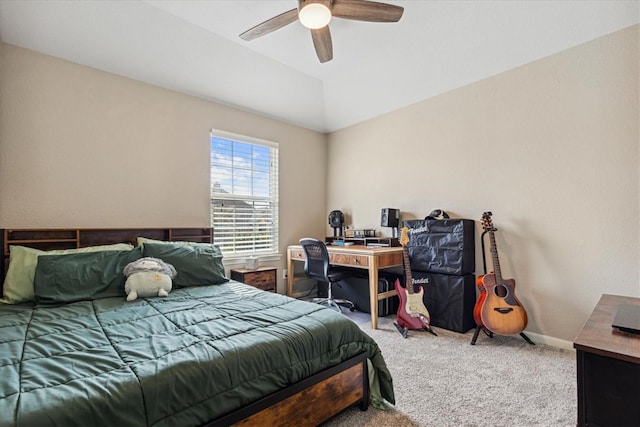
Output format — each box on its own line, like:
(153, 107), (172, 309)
(329, 210), (344, 237)
(328, 210), (344, 228)
(381, 208), (400, 227)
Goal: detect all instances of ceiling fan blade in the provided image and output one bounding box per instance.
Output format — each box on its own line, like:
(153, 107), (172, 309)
(311, 26), (333, 63)
(332, 0), (404, 22)
(239, 8), (298, 41)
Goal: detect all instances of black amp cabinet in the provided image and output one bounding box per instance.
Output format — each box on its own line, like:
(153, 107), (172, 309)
(403, 219), (475, 275)
(403, 218), (476, 333)
(411, 271), (476, 333)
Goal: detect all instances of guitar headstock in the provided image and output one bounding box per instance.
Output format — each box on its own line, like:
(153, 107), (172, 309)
(400, 226), (410, 247)
(481, 211), (496, 232)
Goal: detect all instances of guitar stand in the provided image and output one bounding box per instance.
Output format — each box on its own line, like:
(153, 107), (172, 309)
(394, 323), (409, 339)
(470, 230), (535, 346)
(470, 327), (534, 345)
(470, 325), (493, 344)
(519, 332), (535, 345)
(394, 322), (438, 339)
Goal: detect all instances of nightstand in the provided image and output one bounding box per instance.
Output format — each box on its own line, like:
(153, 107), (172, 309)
(230, 267), (277, 293)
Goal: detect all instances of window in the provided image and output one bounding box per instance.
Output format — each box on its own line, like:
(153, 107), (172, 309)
(210, 130), (279, 257)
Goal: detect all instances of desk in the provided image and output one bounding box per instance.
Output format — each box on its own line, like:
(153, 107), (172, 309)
(573, 294), (640, 426)
(287, 245), (403, 329)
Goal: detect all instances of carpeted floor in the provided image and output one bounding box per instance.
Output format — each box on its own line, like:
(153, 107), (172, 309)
(322, 314), (576, 427)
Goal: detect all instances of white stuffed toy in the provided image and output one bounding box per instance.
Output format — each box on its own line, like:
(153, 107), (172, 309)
(123, 257), (177, 301)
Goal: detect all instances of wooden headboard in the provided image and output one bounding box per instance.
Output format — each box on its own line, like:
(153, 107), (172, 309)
(1, 227), (213, 282)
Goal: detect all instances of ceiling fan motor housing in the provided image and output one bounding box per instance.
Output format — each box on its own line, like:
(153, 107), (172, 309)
(298, 0), (332, 12)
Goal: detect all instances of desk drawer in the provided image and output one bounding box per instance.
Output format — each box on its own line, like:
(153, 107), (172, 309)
(290, 248), (368, 268)
(330, 254), (369, 267)
(289, 248), (306, 260)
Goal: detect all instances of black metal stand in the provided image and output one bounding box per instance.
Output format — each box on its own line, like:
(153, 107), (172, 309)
(394, 321), (438, 338)
(470, 230), (534, 345)
(394, 322), (409, 338)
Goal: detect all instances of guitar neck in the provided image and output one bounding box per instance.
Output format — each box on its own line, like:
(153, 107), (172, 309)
(402, 246), (414, 294)
(488, 231), (504, 282)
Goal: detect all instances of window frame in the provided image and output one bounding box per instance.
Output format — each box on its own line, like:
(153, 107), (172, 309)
(210, 129), (280, 261)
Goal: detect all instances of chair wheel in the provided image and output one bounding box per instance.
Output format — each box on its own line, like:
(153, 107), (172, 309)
(349, 306), (355, 312)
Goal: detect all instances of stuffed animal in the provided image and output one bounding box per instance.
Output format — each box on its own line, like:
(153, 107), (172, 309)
(123, 257), (177, 301)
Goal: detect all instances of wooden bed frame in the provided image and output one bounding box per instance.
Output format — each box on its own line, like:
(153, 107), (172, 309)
(1, 228), (370, 426)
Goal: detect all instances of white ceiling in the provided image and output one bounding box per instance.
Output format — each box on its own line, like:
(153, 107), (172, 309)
(0, 0), (638, 133)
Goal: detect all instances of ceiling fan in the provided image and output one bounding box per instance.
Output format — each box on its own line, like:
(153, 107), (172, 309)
(239, 0), (404, 63)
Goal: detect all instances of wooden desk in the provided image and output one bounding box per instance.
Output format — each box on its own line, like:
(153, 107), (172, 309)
(573, 294), (640, 426)
(287, 245), (403, 329)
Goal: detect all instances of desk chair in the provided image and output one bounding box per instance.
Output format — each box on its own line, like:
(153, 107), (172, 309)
(299, 238), (355, 313)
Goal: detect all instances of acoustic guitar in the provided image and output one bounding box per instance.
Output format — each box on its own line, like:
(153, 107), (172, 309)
(474, 212), (528, 335)
(394, 227), (436, 337)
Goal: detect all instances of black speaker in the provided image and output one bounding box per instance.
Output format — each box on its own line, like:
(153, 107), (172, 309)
(381, 208), (400, 227)
(328, 210), (344, 228)
(329, 210), (344, 237)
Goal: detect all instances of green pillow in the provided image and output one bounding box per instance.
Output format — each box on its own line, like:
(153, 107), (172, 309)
(33, 247), (142, 304)
(136, 236), (166, 246)
(142, 242), (227, 287)
(1, 243), (135, 304)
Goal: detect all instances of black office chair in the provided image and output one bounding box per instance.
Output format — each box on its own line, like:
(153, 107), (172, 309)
(299, 238), (355, 313)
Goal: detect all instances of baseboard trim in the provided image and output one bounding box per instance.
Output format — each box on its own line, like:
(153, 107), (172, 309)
(524, 331), (575, 351)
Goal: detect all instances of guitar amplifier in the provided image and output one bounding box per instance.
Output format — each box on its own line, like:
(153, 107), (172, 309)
(403, 218), (475, 275)
(411, 271), (476, 333)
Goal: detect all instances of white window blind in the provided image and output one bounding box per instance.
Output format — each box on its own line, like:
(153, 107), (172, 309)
(210, 130), (279, 256)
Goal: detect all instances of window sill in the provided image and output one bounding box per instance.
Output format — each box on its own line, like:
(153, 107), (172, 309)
(222, 253), (283, 268)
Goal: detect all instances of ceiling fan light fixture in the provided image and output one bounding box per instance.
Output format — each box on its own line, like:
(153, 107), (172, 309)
(299, 0), (332, 29)
(240, 0), (404, 63)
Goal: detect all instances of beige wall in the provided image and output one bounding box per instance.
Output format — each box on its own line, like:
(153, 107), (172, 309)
(327, 25), (640, 344)
(0, 43), (328, 293)
(1, 25), (638, 344)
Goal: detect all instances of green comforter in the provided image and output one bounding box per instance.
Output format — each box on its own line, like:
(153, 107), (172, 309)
(0, 282), (394, 426)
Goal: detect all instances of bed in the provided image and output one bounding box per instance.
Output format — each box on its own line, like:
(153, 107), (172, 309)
(0, 228), (395, 427)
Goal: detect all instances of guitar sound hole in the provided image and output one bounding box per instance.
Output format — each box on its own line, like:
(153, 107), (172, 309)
(494, 284), (508, 298)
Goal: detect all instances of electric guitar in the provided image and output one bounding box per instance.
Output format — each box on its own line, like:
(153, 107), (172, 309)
(475, 212), (528, 335)
(394, 227), (436, 337)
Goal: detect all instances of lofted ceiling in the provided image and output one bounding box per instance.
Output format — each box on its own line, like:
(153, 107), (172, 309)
(0, 0), (638, 133)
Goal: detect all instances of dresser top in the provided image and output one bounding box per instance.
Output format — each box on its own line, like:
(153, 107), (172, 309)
(574, 294), (640, 364)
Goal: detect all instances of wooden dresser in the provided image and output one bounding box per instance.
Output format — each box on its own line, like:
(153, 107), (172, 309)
(230, 267), (277, 293)
(573, 294), (640, 426)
